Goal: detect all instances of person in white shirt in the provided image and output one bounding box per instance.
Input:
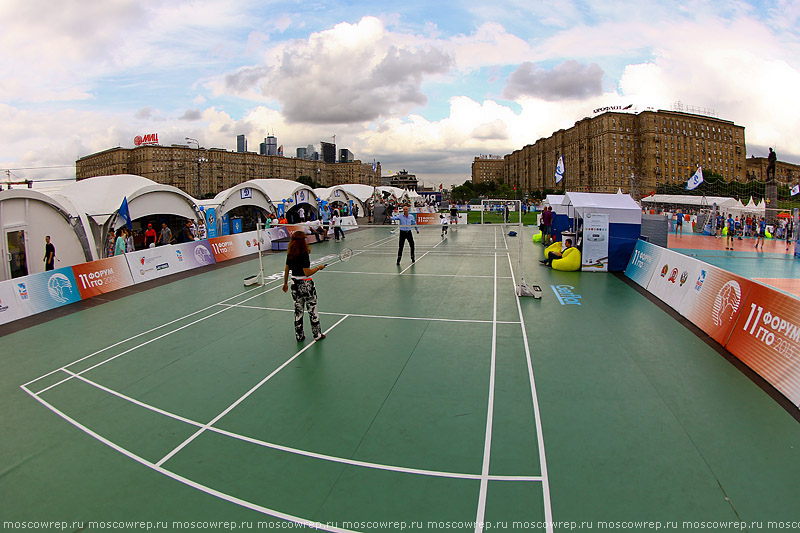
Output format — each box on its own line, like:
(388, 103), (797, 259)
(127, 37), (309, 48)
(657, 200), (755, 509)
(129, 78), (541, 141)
(440, 214), (448, 238)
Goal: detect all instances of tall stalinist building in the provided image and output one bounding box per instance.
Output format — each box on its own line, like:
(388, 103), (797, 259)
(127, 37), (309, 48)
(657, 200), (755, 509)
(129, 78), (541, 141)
(503, 107), (746, 197)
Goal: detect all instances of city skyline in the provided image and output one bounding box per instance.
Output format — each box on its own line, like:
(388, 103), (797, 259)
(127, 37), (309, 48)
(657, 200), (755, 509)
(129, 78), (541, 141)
(2, 1), (800, 192)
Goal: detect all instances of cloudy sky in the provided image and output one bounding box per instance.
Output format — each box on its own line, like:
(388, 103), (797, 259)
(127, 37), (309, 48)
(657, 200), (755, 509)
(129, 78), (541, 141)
(2, 0), (800, 191)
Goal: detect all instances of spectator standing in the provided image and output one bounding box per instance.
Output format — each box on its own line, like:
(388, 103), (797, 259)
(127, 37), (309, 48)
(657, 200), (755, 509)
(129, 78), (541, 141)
(144, 223), (157, 248)
(159, 223), (172, 246)
(114, 229), (127, 256)
(43, 236), (56, 271)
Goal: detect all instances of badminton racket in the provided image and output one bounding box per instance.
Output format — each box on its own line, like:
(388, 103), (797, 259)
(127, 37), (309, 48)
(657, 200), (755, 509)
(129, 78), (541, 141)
(339, 248), (353, 262)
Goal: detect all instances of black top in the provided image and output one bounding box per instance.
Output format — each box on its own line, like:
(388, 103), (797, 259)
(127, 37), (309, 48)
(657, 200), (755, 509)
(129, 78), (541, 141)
(286, 251), (310, 277)
(45, 243), (55, 261)
(450, 208), (457, 216)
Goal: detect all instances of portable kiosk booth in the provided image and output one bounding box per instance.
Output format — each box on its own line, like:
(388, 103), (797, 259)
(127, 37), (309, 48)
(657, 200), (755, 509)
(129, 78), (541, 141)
(563, 192), (642, 272)
(314, 186), (365, 219)
(544, 194), (570, 242)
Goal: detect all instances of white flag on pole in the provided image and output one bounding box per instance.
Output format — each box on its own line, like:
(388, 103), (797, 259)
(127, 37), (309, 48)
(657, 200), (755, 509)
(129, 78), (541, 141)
(686, 166), (704, 190)
(555, 155), (565, 184)
(791, 184), (800, 196)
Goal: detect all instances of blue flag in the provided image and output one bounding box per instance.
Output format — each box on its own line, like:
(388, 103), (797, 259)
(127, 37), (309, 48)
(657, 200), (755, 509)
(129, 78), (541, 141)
(686, 167), (704, 190)
(118, 196), (132, 229)
(555, 155), (565, 184)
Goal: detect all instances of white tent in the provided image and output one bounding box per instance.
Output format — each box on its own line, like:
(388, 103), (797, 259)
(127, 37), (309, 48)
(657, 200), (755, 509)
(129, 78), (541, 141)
(53, 174), (200, 259)
(314, 186), (365, 215)
(0, 188), (93, 281)
(640, 194), (740, 210)
(247, 179), (318, 220)
(337, 184), (376, 203)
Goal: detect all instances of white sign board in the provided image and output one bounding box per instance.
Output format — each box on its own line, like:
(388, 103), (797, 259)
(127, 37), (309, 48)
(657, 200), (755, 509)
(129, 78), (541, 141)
(581, 212), (610, 272)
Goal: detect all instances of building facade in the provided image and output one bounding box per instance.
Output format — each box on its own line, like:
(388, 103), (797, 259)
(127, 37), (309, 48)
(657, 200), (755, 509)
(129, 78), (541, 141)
(471, 156), (505, 185)
(745, 156), (800, 184)
(76, 146), (381, 198)
(381, 170), (418, 190)
(504, 109), (746, 196)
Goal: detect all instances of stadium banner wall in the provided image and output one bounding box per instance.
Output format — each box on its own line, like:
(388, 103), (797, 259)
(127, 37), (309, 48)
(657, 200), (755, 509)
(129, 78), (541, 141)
(0, 278), (25, 325)
(726, 285), (800, 407)
(678, 265), (754, 346)
(208, 231), (265, 262)
(624, 240), (664, 288)
(646, 248), (705, 312)
(126, 241), (217, 284)
(581, 213), (609, 272)
(10, 266), (82, 316)
(72, 255), (135, 300)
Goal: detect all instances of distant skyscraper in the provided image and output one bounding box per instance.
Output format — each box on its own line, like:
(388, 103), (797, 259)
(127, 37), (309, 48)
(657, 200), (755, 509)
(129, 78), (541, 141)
(339, 149), (353, 163)
(296, 147), (307, 159)
(266, 135), (278, 156)
(320, 141), (336, 164)
(236, 134), (247, 153)
(259, 140), (267, 155)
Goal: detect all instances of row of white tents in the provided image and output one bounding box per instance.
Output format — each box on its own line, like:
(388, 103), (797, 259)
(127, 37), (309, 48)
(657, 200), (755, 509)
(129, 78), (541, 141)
(640, 194), (767, 217)
(0, 175), (421, 281)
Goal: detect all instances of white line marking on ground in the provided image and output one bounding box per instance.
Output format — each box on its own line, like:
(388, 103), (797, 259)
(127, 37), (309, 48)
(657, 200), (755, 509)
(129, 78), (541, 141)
(155, 315), (350, 468)
(19, 385), (360, 533)
(321, 270), (512, 279)
(56, 369), (542, 483)
(21, 284), (268, 389)
(506, 251), (554, 533)
(32, 285), (280, 396)
(215, 304), (521, 325)
(400, 251), (428, 274)
(474, 252), (498, 533)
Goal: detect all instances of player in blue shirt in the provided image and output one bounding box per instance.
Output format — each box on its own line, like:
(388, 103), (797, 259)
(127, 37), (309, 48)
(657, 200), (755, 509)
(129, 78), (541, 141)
(390, 205), (419, 265)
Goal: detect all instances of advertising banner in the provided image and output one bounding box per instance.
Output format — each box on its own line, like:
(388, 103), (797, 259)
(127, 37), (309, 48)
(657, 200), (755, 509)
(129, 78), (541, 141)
(726, 284), (800, 407)
(206, 208), (217, 239)
(677, 265), (755, 346)
(646, 249), (705, 312)
(127, 240), (216, 284)
(624, 240), (664, 289)
(0, 279), (25, 325)
(12, 266), (82, 316)
(71, 255), (135, 300)
(232, 218), (243, 234)
(415, 212), (440, 225)
(208, 231), (265, 262)
(221, 213), (230, 236)
(582, 212), (610, 272)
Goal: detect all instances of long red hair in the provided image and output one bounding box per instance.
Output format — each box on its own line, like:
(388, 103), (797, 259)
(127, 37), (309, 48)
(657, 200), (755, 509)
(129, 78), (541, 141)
(286, 230), (309, 259)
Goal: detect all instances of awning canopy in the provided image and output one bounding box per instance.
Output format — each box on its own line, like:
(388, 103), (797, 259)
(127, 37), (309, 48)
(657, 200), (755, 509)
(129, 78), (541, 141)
(564, 192), (642, 225)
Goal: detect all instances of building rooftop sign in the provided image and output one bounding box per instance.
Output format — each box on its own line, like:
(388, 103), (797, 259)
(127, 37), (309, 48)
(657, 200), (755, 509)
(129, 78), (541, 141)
(134, 133), (159, 146)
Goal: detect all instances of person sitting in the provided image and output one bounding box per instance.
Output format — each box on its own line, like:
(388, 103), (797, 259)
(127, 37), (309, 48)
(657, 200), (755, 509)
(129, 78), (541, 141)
(540, 238), (572, 267)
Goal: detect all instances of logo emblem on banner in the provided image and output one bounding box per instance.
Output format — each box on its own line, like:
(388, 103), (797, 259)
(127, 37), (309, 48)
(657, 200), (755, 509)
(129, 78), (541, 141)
(17, 283), (29, 299)
(241, 188), (252, 199)
(47, 273), (74, 303)
(194, 245), (213, 265)
(713, 280), (741, 326)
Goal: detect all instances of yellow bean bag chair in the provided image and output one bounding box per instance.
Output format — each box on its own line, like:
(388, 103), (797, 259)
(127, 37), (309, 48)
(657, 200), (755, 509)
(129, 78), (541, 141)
(552, 246), (581, 271)
(544, 241), (562, 258)
(765, 231), (772, 239)
(533, 232), (542, 243)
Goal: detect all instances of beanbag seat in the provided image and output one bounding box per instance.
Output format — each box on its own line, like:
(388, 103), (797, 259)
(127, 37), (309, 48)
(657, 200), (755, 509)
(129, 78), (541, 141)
(544, 241), (562, 258)
(532, 232), (542, 243)
(552, 246), (581, 271)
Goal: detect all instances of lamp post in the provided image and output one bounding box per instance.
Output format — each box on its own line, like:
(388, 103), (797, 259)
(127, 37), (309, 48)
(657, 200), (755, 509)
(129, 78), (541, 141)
(185, 137), (206, 198)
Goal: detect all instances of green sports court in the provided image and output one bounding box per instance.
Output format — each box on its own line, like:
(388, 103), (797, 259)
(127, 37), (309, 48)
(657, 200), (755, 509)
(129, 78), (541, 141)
(1, 224), (799, 533)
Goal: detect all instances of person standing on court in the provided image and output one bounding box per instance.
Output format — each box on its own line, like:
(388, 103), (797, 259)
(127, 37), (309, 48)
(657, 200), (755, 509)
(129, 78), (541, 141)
(159, 222), (172, 246)
(675, 208), (683, 236)
(282, 230), (326, 342)
(144, 223), (157, 248)
(391, 205), (419, 265)
(43, 236), (56, 271)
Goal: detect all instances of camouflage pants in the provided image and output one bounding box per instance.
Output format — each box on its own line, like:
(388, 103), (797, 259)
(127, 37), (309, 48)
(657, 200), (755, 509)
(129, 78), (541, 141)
(290, 279), (321, 340)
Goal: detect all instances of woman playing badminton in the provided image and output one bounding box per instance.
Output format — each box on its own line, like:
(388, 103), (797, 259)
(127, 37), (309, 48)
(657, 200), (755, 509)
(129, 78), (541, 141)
(282, 231), (326, 342)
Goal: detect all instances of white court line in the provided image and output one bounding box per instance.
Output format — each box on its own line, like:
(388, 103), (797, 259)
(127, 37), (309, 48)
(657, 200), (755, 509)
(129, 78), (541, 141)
(155, 315), (350, 468)
(400, 251), (428, 274)
(321, 270), (512, 280)
(59, 369), (541, 483)
(31, 285), (282, 396)
(215, 303), (521, 325)
(19, 385), (360, 533)
(21, 284), (268, 390)
(474, 252), (498, 533)
(506, 251), (554, 533)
